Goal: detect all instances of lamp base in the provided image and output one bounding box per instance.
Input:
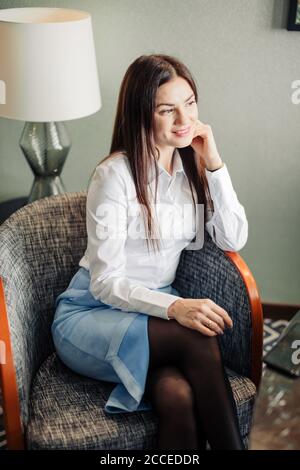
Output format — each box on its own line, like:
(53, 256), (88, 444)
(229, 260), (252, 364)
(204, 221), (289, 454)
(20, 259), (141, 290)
(28, 175), (67, 204)
(19, 121), (71, 203)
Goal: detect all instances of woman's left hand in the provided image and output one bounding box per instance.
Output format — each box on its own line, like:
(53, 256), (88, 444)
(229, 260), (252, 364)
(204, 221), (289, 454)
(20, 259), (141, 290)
(190, 120), (223, 171)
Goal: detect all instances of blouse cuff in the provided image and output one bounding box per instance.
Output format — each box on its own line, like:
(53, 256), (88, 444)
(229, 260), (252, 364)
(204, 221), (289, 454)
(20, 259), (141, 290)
(130, 286), (182, 321)
(205, 163), (239, 209)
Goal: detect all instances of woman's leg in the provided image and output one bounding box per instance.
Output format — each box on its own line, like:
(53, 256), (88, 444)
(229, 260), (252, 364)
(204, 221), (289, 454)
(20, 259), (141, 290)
(146, 316), (245, 450)
(144, 365), (207, 450)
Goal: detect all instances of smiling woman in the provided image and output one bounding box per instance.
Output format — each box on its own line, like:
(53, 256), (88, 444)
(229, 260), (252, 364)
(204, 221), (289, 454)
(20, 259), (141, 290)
(51, 53), (248, 451)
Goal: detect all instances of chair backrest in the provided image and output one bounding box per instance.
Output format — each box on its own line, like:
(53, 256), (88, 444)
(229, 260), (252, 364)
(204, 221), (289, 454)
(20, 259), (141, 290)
(0, 192), (88, 425)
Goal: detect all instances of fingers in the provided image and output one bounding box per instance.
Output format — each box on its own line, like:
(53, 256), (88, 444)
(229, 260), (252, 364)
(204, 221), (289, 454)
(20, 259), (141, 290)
(209, 302), (233, 329)
(204, 310), (225, 331)
(194, 120), (212, 134)
(198, 299), (233, 329)
(197, 322), (217, 337)
(197, 312), (224, 335)
(175, 298), (233, 337)
(193, 121), (206, 138)
(182, 310), (218, 337)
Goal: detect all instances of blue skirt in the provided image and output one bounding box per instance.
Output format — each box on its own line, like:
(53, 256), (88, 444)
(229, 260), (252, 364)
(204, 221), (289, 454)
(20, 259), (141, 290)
(51, 267), (180, 415)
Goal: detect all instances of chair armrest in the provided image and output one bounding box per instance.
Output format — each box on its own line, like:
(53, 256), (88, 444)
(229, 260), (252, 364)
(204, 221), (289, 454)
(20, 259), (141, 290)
(0, 277), (24, 449)
(225, 252), (264, 388)
(0, 191), (87, 450)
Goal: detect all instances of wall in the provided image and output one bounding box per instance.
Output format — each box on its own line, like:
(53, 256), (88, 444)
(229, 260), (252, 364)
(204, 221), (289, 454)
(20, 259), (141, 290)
(0, 0), (299, 304)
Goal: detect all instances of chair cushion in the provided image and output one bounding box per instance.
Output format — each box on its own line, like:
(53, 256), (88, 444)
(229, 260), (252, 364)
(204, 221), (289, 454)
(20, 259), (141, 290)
(25, 353), (256, 450)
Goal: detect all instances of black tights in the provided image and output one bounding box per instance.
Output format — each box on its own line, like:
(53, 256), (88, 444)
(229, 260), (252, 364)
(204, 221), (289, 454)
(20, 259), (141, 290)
(144, 316), (245, 451)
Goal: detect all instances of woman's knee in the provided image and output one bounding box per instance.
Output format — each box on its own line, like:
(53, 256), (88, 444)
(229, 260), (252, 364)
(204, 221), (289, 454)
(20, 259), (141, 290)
(147, 317), (182, 368)
(145, 366), (195, 416)
(180, 335), (223, 373)
(148, 316), (223, 371)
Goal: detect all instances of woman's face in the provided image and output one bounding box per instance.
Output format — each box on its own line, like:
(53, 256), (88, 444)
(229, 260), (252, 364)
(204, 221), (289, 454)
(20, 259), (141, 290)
(153, 76), (198, 153)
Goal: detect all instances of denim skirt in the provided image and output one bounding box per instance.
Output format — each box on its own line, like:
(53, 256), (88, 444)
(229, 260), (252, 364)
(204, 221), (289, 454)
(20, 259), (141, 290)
(51, 267), (180, 415)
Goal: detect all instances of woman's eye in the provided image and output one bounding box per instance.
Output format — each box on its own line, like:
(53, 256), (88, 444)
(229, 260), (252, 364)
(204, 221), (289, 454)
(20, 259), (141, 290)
(160, 101), (195, 115)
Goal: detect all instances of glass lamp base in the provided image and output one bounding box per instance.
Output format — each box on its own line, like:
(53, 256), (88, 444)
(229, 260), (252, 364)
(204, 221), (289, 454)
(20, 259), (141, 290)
(19, 121), (71, 203)
(28, 175), (67, 203)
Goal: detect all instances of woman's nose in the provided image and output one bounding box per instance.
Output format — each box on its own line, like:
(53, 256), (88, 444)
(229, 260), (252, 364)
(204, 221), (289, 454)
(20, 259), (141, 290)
(174, 109), (190, 125)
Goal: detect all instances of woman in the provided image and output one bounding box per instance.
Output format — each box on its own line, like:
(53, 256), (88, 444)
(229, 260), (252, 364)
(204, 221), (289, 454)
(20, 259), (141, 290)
(51, 54), (248, 450)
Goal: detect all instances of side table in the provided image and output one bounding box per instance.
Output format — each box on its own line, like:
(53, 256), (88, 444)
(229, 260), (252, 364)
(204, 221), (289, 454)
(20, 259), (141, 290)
(0, 197), (28, 225)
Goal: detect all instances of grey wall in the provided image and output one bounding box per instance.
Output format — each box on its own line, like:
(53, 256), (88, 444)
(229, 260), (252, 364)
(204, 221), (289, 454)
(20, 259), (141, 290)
(0, 0), (299, 304)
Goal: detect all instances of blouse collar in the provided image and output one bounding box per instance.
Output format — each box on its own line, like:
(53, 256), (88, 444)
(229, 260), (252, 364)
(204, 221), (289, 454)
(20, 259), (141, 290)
(147, 148), (186, 184)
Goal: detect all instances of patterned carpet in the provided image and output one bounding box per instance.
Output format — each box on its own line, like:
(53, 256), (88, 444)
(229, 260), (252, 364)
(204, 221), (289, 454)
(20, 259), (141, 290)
(0, 318), (289, 450)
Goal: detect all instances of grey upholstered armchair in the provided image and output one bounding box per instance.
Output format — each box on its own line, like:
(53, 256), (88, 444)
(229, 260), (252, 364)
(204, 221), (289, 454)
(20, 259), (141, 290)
(0, 192), (263, 450)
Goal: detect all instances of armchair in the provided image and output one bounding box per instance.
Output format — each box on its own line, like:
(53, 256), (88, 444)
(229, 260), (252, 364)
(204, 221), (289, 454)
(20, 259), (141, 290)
(0, 192), (263, 450)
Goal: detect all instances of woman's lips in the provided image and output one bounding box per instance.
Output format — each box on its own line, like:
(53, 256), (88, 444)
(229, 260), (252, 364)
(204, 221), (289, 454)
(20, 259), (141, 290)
(173, 126), (191, 137)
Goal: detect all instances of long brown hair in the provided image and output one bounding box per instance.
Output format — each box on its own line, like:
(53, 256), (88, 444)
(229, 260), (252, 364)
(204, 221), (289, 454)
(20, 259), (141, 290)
(90, 54), (213, 253)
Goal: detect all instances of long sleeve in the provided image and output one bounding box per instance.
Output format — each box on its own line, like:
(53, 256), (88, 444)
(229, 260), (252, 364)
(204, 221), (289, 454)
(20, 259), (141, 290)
(204, 163), (248, 252)
(86, 163), (182, 320)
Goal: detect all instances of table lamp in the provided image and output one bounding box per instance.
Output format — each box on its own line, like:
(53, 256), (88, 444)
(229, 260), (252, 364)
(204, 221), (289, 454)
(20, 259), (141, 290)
(0, 7), (101, 203)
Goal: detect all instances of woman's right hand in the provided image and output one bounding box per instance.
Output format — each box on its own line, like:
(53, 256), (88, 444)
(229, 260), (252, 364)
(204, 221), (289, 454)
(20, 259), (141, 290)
(167, 298), (233, 336)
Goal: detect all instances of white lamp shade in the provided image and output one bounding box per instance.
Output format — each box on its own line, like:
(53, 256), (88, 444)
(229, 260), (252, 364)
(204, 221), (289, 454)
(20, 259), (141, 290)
(0, 7), (101, 122)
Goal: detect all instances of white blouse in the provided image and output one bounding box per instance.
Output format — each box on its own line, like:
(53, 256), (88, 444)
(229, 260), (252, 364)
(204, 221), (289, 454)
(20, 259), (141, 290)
(79, 148), (248, 320)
